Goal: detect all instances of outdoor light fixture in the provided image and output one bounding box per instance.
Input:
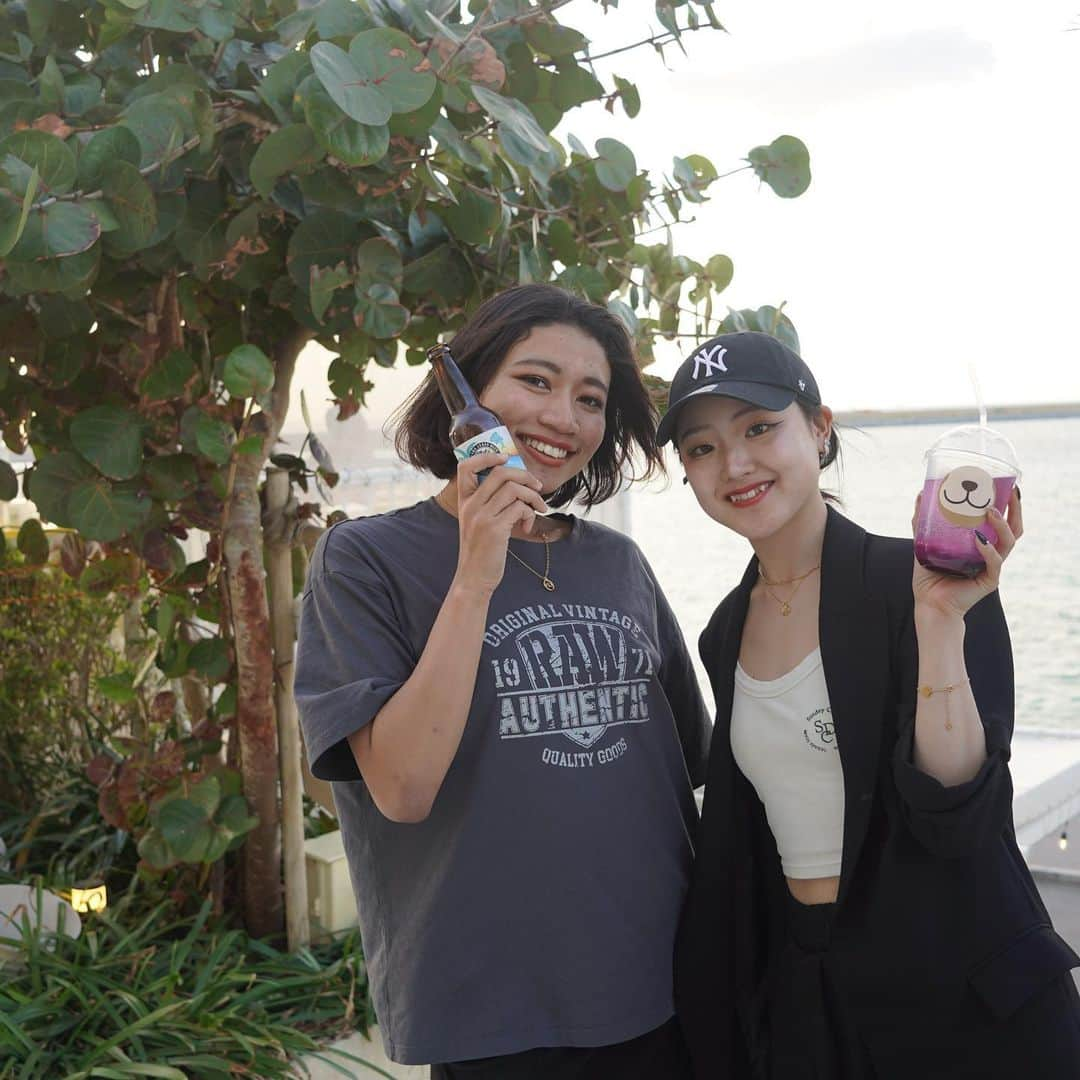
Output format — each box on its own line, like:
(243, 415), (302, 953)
(1059, 830), (1069, 853)
(68, 884), (107, 914)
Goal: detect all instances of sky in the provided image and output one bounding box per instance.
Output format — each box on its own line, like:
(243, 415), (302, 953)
(285, 0), (1080, 439)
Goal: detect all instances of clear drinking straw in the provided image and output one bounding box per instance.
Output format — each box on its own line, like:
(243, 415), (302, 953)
(967, 362), (989, 455)
(967, 362), (988, 428)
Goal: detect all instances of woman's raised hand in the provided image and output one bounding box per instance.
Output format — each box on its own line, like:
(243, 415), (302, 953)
(453, 453), (548, 595)
(910, 486), (1023, 620)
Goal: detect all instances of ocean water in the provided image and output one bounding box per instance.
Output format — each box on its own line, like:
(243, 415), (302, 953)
(627, 417), (1080, 727)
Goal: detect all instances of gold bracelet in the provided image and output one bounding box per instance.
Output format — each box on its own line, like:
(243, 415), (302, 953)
(918, 677), (970, 732)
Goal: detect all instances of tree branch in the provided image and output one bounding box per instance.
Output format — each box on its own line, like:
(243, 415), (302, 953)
(468, 0), (576, 40)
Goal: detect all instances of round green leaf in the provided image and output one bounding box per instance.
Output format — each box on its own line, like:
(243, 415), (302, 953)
(0, 459), (16, 500)
(557, 265), (609, 303)
(101, 160), (157, 251)
(137, 828), (177, 871)
(70, 404), (143, 480)
(286, 207), (363, 289)
(442, 188), (500, 246)
(120, 95), (188, 168)
(614, 76), (640, 118)
(471, 85), (549, 152)
(304, 85), (389, 167)
(193, 411), (235, 465)
(747, 135), (811, 198)
(401, 243), (471, 304)
(96, 671), (137, 704)
(551, 62), (603, 111)
(11, 201), (100, 260)
(41, 338), (88, 386)
(310, 261), (353, 323)
(214, 684), (237, 720)
(79, 554), (138, 595)
(706, 253), (734, 293)
(217, 794), (258, 837)
(354, 282), (407, 339)
(0, 181), (36, 259)
(188, 637), (230, 682)
(188, 773), (222, 817)
(174, 181), (227, 277)
(16, 517), (49, 565)
(145, 189), (185, 247)
(607, 297), (639, 336)
(354, 237), (402, 291)
(24, 450), (95, 526)
(141, 348), (196, 401)
(63, 71), (103, 117)
(525, 21), (588, 57)
(594, 137), (636, 192)
(348, 28), (436, 114)
(144, 453), (199, 502)
(142, 528), (185, 574)
(0, 103), (48, 147)
(257, 50), (313, 125)
(202, 825), (232, 864)
(68, 476), (152, 541)
(0, 129), (76, 195)
(223, 343), (274, 399)
(249, 123), (322, 198)
(310, 42), (392, 126)
(388, 81), (443, 139)
(156, 797), (212, 862)
(3, 243), (100, 297)
(37, 295), (94, 339)
(136, 0), (198, 32)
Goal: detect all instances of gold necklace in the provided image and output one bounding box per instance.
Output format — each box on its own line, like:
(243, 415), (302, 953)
(507, 534), (555, 592)
(757, 563), (820, 617)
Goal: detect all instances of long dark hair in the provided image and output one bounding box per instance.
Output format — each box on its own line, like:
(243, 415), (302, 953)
(393, 284), (664, 508)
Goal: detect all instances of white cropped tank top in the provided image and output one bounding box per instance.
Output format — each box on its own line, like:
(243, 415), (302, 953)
(731, 648), (845, 879)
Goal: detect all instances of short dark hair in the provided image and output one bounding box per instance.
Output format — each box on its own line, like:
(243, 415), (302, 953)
(393, 284), (664, 508)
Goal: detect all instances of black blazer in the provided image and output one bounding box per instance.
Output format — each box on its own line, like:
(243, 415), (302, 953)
(675, 506), (1080, 1079)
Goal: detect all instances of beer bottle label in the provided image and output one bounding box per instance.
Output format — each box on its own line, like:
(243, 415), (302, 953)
(454, 425), (526, 472)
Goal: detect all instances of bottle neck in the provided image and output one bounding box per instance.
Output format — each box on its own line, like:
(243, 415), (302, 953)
(429, 346), (478, 415)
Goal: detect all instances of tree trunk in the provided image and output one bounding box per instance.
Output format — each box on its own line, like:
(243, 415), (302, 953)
(265, 468), (310, 950)
(222, 328), (311, 939)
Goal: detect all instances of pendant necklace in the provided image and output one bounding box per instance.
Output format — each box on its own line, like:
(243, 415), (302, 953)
(758, 563), (820, 616)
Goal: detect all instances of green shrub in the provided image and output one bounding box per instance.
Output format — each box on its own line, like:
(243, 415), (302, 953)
(0, 545), (130, 809)
(0, 891), (382, 1079)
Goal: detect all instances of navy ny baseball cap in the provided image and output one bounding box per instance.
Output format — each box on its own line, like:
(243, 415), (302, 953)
(656, 331), (821, 446)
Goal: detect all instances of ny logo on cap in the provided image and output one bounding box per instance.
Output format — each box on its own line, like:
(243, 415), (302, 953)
(691, 343), (728, 380)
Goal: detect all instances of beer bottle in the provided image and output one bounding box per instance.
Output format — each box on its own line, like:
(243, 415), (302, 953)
(427, 343), (526, 472)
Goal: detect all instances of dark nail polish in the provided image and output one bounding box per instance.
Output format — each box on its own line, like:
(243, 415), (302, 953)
(1016, 486), (1022, 501)
(975, 530), (989, 545)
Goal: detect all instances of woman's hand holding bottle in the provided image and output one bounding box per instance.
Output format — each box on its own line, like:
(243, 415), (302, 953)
(452, 453), (548, 596)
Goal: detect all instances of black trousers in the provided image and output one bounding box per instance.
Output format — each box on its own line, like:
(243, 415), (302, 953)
(430, 1017), (692, 1080)
(767, 893), (1080, 1080)
(767, 895), (875, 1080)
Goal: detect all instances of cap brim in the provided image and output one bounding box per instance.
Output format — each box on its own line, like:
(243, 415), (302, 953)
(657, 381), (796, 446)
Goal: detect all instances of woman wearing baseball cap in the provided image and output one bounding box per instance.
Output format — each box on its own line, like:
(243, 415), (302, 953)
(667, 332), (1080, 1078)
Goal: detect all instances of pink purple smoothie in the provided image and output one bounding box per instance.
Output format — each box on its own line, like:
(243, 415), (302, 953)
(914, 475), (1016, 577)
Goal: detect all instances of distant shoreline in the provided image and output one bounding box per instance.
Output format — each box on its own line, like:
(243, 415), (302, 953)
(833, 403), (1080, 428)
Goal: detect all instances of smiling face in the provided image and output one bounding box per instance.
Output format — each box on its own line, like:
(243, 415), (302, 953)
(478, 323), (611, 495)
(676, 394), (831, 541)
(937, 464), (995, 527)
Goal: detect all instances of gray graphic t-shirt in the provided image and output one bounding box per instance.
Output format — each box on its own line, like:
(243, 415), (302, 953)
(295, 498), (710, 1065)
